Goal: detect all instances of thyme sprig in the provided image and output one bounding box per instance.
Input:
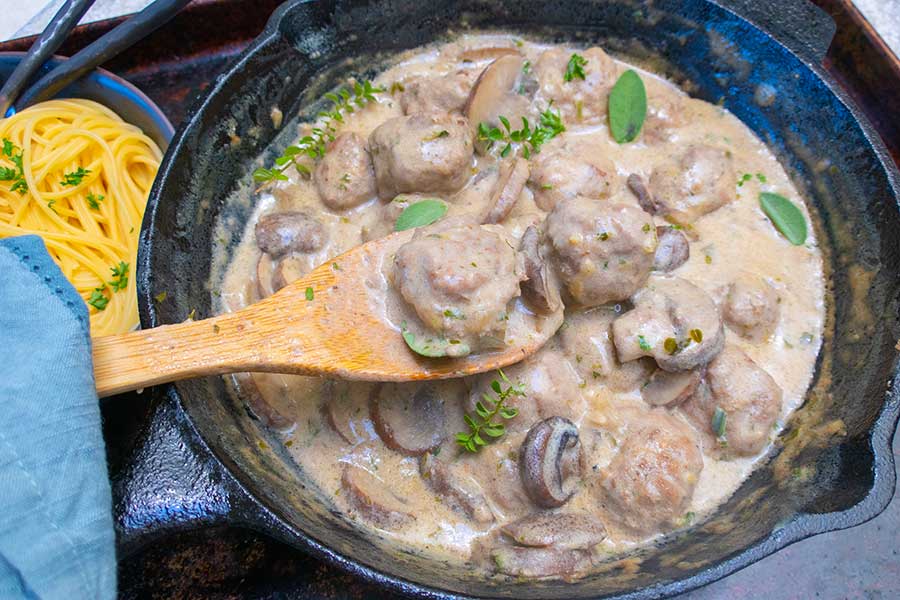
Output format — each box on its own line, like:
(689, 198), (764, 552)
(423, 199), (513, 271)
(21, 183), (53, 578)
(253, 79), (384, 186)
(456, 370), (523, 453)
(476, 105), (565, 159)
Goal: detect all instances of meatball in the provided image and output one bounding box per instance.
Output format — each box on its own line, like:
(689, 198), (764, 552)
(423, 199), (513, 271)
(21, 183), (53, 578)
(390, 223), (524, 350)
(255, 211), (326, 257)
(648, 145), (735, 225)
(528, 144), (618, 211)
(466, 346), (585, 434)
(559, 307), (653, 391)
(533, 47), (618, 124)
(314, 132), (377, 210)
(682, 344), (783, 456)
(545, 197), (657, 307)
(368, 114), (474, 199)
(722, 277), (780, 340)
(600, 410), (703, 532)
(612, 275), (725, 372)
(400, 70), (475, 115)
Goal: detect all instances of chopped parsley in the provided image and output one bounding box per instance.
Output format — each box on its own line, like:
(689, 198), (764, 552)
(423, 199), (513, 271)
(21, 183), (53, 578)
(61, 167), (90, 187)
(637, 335), (652, 352)
(712, 407), (727, 439)
(86, 193), (104, 210)
(0, 138), (27, 194)
(564, 53), (588, 82)
(88, 288), (109, 311)
(305, 286), (314, 301)
(108, 261), (129, 292)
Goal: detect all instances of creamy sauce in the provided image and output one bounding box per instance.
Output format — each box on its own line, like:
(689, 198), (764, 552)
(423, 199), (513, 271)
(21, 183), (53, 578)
(213, 34), (824, 577)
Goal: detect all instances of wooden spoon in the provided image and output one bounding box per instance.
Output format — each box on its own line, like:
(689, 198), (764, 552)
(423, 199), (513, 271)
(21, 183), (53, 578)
(92, 230), (560, 398)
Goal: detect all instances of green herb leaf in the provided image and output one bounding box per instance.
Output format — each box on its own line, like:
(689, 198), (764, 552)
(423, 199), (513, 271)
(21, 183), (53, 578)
(61, 167), (90, 187)
(305, 286), (314, 301)
(475, 105), (564, 158)
(424, 129), (450, 141)
(637, 335), (652, 352)
(1, 138), (27, 193)
(759, 192), (807, 245)
(394, 199), (447, 231)
(608, 69), (647, 143)
(712, 407), (727, 439)
(88, 288), (109, 311)
(108, 261), (129, 292)
(456, 370), (524, 452)
(564, 53), (587, 82)
(400, 321), (471, 358)
(87, 193), (104, 210)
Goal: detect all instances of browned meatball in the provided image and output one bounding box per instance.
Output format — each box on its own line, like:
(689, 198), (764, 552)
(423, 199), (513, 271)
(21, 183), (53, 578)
(600, 410), (703, 532)
(390, 223), (524, 352)
(648, 145), (735, 225)
(533, 47), (618, 123)
(722, 277), (781, 341)
(528, 144), (618, 211)
(545, 197), (657, 306)
(682, 344), (782, 456)
(368, 114), (473, 199)
(400, 71), (475, 115)
(314, 132), (376, 210)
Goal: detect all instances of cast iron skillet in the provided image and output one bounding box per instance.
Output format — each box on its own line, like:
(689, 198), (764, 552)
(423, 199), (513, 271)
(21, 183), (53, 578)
(122, 0), (900, 597)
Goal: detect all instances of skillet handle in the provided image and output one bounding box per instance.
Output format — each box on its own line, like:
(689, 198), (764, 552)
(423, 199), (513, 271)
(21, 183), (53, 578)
(716, 0), (836, 64)
(110, 387), (289, 556)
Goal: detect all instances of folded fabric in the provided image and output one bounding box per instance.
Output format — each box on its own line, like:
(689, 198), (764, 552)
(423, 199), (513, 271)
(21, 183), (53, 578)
(0, 235), (115, 599)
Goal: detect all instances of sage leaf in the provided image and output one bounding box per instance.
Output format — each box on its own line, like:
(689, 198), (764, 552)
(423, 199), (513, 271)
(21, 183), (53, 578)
(759, 192), (807, 245)
(394, 198), (447, 231)
(400, 322), (470, 358)
(608, 69), (647, 143)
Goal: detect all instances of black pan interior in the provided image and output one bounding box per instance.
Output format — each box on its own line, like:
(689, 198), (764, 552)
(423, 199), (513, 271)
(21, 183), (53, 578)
(139, 0), (900, 597)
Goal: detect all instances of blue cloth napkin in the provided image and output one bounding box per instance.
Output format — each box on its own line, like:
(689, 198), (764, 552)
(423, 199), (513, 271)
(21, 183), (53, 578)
(0, 235), (116, 599)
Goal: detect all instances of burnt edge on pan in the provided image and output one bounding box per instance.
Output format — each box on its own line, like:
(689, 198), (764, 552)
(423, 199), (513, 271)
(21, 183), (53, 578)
(136, 0), (900, 598)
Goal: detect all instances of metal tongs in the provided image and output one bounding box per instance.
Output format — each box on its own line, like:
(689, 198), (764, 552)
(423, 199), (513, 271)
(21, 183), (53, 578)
(0, 0), (191, 117)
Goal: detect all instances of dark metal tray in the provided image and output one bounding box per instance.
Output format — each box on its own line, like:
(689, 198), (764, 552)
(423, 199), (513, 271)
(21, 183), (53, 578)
(1, 0), (897, 597)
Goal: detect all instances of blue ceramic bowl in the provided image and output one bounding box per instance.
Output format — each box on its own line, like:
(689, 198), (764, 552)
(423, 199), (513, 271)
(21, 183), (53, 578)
(0, 52), (173, 150)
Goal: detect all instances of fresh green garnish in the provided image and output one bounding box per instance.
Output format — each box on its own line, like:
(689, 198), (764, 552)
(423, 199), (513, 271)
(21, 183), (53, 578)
(642, 223), (652, 232)
(564, 53), (588, 82)
(108, 261), (129, 292)
(456, 370), (523, 453)
(522, 60), (532, 75)
(608, 69), (647, 143)
(46, 199), (57, 213)
(253, 80), (384, 185)
(0, 138), (28, 194)
(737, 172), (753, 187)
(759, 192), (807, 245)
(443, 308), (465, 320)
(756, 173), (767, 183)
(597, 232), (610, 241)
(305, 286), (314, 301)
(637, 335), (652, 352)
(88, 288), (109, 311)
(424, 129), (450, 141)
(476, 105), (565, 159)
(87, 193), (104, 210)
(394, 199), (447, 231)
(712, 406), (727, 439)
(61, 167), (90, 187)
(400, 321), (470, 358)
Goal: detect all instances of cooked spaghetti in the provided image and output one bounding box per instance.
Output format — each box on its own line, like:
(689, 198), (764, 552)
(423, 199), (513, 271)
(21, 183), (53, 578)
(0, 98), (162, 336)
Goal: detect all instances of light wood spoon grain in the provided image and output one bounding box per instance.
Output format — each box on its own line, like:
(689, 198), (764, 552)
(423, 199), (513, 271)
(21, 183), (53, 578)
(92, 230), (560, 398)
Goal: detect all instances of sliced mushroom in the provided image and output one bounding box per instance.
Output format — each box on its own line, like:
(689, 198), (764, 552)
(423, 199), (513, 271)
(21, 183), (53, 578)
(464, 55), (534, 151)
(490, 546), (592, 579)
(341, 464), (415, 528)
(519, 225), (562, 314)
(255, 211), (326, 257)
(626, 173), (659, 214)
(519, 417), (581, 508)
(232, 372), (294, 431)
(420, 453), (494, 524)
(483, 157), (529, 224)
(272, 255), (307, 291)
(500, 512), (606, 550)
(642, 368), (703, 407)
(459, 46), (520, 63)
(371, 384), (446, 455)
(255, 253), (276, 299)
(653, 226), (690, 272)
(323, 381), (378, 445)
